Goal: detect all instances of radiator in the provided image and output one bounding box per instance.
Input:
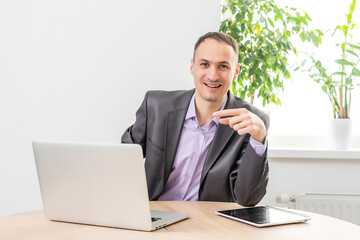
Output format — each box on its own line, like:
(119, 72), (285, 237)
(293, 193), (360, 226)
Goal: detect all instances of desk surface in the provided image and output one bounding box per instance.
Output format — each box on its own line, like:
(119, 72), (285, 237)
(1, 201), (360, 240)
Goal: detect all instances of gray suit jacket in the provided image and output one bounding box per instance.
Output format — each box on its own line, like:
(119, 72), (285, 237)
(121, 89), (269, 206)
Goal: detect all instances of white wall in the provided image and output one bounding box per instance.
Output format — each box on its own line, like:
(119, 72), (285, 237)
(0, 0), (220, 217)
(260, 156), (360, 209)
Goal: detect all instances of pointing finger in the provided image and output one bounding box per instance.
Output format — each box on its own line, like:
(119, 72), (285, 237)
(213, 109), (241, 117)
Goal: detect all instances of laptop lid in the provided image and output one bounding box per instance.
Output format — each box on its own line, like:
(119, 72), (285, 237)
(33, 141), (188, 231)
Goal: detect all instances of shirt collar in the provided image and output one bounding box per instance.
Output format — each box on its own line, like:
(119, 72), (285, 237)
(185, 94), (228, 126)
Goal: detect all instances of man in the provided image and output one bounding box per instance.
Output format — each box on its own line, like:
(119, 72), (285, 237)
(122, 32), (269, 206)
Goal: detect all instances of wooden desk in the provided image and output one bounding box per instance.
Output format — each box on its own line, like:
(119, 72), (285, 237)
(1, 201), (360, 240)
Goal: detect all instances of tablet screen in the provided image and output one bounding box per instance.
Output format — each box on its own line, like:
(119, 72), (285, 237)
(216, 206), (311, 227)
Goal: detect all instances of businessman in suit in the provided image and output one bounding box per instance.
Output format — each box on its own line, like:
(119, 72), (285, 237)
(122, 32), (269, 206)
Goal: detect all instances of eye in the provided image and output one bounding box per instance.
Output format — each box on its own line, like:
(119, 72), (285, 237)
(219, 64), (230, 69)
(200, 62), (209, 67)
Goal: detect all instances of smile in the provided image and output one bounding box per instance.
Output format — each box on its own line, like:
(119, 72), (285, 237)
(204, 83), (222, 88)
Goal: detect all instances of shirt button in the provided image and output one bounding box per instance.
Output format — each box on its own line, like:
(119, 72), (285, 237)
(177, 193), (182, 199)
(192, 152), (197, 158)
(185, 173), (190, 179)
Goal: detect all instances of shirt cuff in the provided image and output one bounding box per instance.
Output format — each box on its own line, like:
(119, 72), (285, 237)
(249, 136), (267, 157)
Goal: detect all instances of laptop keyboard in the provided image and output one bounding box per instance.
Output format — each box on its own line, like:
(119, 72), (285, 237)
(151, 217), (162, 222)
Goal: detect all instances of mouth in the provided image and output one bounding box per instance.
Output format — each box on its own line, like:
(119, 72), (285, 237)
(204, 83), (222, 88)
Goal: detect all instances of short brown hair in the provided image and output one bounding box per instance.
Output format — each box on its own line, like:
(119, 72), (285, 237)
(193, 32), (239, 59)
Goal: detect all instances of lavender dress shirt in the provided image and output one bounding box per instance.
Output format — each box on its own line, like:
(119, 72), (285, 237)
(158, 94), (266, 201)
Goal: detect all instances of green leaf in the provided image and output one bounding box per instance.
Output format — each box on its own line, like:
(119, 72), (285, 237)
(249, 65), (257, 76)
(333, 25), (343, 35)
(349, 44), (360, 51)
(346, 77), (353, 85)
(300, 31), (306, 42)
(231, 80), (237, 91)
(347, 13), (352, 25)
(321, 86), (328, 93)
(316, 29), (324, 36)
(350, 0), (356, 15)
(260, 16), (266, 23)
(244, 57), (252, 65)
(235, 12), (243, 22)
(241, 23), (245, 32)
(238, 78), (244, 87)
(315, 60), (322, 69)
(305, 12), (312, 21)
(267, 17), (275, 28)
(331, 72), (347, 76)
(301, 59), (307, 66)
(343, 25), (349, 36)
(230, 5), (237, 15)
(346, 49), (359, 57)
(310, 32), (319, 47)
(335, 59), (353, 66)
(248, 12), (253, 22)
(268, 56), (276, 66)
(353, 68), (360, 76)
(301, 16), (308, 26)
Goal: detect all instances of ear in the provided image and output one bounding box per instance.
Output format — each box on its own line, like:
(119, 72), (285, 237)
(190, 58), (194, 76)
(233, 63), (240, 81)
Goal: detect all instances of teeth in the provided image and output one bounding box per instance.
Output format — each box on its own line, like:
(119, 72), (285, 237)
(205, 83), (221, 88)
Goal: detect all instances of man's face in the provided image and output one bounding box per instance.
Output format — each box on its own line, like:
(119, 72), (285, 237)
(191, 38), (240, 104)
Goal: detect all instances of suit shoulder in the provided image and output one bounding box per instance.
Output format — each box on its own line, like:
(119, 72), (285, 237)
(145, 89), (194, 110)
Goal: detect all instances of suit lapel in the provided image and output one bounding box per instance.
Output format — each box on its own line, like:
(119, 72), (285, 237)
(200, 92), (240, 183)
(164, 89), (194, 184)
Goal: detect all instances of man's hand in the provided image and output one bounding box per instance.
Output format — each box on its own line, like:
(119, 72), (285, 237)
(213, 109), (266, 143)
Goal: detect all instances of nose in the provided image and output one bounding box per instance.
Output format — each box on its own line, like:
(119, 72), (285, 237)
(207, 66), (219, 81)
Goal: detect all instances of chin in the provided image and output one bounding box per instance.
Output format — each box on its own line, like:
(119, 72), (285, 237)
(202, 94), (224, 102)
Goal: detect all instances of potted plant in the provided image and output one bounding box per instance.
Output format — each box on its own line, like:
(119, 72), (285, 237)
(219, 0), (323, 107)
(299, 0), (359, 149)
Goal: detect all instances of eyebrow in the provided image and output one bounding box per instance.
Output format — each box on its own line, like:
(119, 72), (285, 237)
(199, 59), (231, 65)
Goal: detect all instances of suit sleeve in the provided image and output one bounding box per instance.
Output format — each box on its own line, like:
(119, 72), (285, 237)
(230, 113), (270, 206)
(121, 92), (148, 157)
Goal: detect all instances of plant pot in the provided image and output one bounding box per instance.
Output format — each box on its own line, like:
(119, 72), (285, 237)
(330, 118), (352, 150)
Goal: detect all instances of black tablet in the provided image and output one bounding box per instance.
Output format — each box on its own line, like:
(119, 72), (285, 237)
(216, 206), (311, 227)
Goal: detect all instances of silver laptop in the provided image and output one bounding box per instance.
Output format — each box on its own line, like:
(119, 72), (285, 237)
(32, 141), (189, 231)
